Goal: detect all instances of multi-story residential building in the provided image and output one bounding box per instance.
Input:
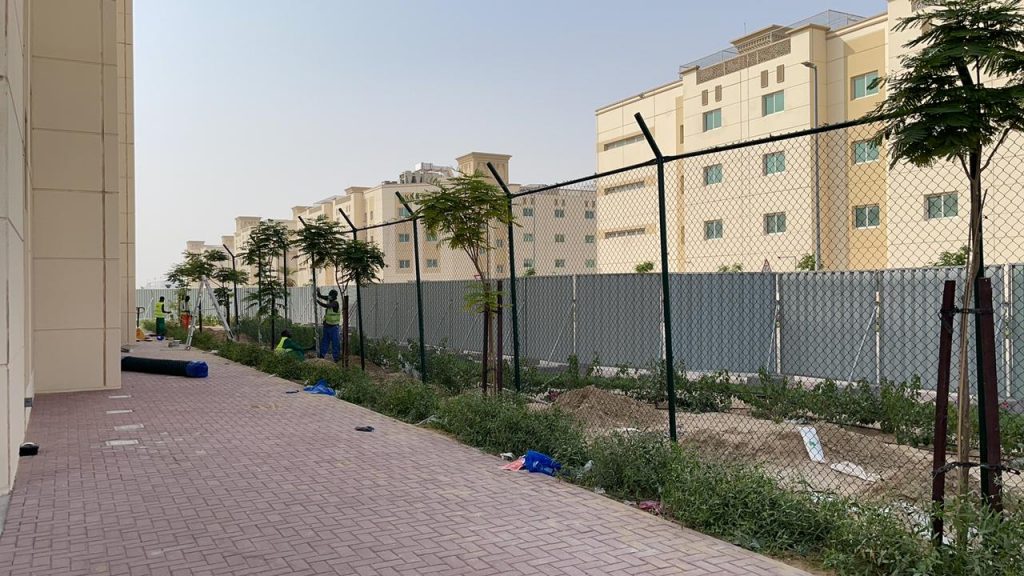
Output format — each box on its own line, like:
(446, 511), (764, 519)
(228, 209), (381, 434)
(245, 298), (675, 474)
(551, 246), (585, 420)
(595, 2), (1024, 273)
(0, 1), (136, 492)
(283, 152), (597, 285)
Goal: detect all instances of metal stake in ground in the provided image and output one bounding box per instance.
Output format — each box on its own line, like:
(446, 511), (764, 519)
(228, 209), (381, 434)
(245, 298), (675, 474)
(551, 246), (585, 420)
(223, 244), (239, 334)
(396, 192), (428, 384)
(931, 280), (956, 547)
(977, 277), (1004, 512)
(635, 112), (678, 442)
(338, 207), (366, 372)
(487, 162), (522, 393)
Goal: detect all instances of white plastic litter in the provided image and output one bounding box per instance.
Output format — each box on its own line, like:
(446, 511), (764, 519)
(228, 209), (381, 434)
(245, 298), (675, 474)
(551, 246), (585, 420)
(830, 461), (880, 483)
(799, 426), (826, 463)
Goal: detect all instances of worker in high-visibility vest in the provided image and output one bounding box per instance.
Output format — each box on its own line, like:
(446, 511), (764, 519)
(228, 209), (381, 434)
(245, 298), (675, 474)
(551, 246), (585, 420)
(315, 288), (342, 362)
(154, 296), (170, 338)
(275, 330), (311, 361)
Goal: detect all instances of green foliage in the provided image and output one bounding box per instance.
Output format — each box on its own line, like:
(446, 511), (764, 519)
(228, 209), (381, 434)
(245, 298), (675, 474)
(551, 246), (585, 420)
(335, 238), (386, 288)
(795, 253), (816, 271)
(416, 172), (514, 281)
(293, 216), (347, 272)
(879, 377), (935, 446)
(741, 371), (810, 422)
(873, 0), (1024, 168)
(586, 431), (678, 500)
(676, 371), (734, 413)
(435, 393), (588, 468)
(934, 245), (970, 266)
(425, 346), (480, 395)
(805, 380), (883, 427)
(634, 261), (654, 273)
(664, 448), (841, 556)
(374, 379), (440, 423)
(717, 263), (743, 273)
(241, 220), (291, 317)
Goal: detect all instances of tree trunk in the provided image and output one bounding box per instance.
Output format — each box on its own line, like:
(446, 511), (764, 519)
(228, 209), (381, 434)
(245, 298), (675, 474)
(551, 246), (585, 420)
(955, 150), (985, 497)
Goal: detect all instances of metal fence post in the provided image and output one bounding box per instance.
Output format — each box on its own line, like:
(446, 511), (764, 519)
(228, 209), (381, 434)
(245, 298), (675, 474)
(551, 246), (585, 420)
(339, 208), (366, 372)
(397, 192), (428, 383)
(487, 162), (522, 393)
(635, 112), (678, 442)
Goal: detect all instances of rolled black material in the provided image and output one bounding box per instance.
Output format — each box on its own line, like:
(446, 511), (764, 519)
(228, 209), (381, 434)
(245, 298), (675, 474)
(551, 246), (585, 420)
(121, 356), (208, 378)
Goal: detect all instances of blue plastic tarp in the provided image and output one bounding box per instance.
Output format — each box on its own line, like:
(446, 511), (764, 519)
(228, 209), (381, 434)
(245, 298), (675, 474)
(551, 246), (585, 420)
(304, 380), (335, 396)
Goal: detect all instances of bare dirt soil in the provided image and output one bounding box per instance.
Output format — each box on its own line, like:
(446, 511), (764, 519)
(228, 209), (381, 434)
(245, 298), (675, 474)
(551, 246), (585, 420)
(554, 386), (1022, 503)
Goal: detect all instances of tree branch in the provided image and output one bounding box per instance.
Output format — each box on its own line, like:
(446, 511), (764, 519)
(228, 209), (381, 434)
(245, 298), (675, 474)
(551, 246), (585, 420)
(982, 128), (1012, 172)
(959, 154), (971, 179)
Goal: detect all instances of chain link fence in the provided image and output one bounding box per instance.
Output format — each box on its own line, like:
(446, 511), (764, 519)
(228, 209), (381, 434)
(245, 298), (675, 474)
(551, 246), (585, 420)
(140, 118), (1024, 503)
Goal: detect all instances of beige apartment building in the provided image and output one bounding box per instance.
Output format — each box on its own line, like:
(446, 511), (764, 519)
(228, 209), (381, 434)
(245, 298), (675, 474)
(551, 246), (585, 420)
(0, 0), (136, 493)
(206, 152), (598, 288)
(595, 1), (1024, 273)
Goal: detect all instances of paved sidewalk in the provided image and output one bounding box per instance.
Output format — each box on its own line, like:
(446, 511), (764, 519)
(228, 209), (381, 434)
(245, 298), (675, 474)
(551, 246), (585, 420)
(0, 342), (809, 576)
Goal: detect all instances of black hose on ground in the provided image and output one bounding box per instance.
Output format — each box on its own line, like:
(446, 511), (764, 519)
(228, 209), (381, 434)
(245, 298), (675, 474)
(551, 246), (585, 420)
(121, 356), (208, 378)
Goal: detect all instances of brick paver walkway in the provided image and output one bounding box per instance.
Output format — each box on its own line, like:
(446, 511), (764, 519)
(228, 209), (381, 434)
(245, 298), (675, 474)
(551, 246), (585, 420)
(0, 343), (809, 576)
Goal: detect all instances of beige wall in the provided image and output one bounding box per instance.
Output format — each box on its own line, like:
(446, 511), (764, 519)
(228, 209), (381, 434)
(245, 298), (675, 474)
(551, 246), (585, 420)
(0, 0), (134, 492)
(0, 0), (31, 494)
(30, 0), (132, 394)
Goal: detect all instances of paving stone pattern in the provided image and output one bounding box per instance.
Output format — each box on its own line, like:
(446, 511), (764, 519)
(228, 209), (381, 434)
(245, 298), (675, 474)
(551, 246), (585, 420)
(0, 343), (809, 575)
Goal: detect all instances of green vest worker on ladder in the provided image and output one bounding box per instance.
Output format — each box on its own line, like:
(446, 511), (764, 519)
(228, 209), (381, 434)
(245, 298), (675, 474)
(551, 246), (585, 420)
(154, 296), (169, 338)
(275, 330), (312, 361)
(315, 288), (342, 362)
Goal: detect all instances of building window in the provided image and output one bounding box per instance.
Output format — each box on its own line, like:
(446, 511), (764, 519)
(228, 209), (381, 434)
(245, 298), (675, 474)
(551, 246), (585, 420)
(604, 181), (645, 195)
(523, 207), (534, 217)
(523, 233), (534, 242)
(603, 134), (645, 151)
(851, 71), (880, 100)
(497, 265), (505, 273)
(584, 210), (595, 219)
(703, 108), (722, 132)
(764, 212), (786, 235)
(926, 192), (958, 219)
(399, 207), (412, 218)
(426, 232), (438, 242)
(585, 235), (595, 244)
(426, 259), (438, 268)
(585, 259), (596, 269)
(854, 204), (881, 229)
(852, 139), (880, 164)
(554, 208), (565, 218)
(764, 151), (786, 175)
(398, 233), (411, 243)
(762, 90), (785, 116)
(495, 239), (504, 247)
(704, 219), (723, 240)
(604, 228), (645, 239)
(703, 164), (723, 185)
(523, 258), (534, 268)
(399, 260), (411, 269)
(555, 234), (565, 243)
(554, 259), (566, 269)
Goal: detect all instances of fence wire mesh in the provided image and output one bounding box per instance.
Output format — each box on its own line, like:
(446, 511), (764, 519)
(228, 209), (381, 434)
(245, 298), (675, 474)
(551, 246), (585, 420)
(141, 120), (1024, 503)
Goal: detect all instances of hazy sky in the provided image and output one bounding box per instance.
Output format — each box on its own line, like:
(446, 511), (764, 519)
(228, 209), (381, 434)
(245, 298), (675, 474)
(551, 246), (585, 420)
(134, 0), (885, 285)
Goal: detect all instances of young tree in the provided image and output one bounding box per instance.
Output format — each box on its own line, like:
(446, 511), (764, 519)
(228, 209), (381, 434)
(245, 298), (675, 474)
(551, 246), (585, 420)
(167, 249), (242, 329)
(795, 253), (816, 271)
(293, 216), (348, 346)
(241, 220), (291, 342)
(634, 261), (655, 273)
(934, 245), (970, 267)
(416, 172), (515, 392)
(872, 0), (1024, 501)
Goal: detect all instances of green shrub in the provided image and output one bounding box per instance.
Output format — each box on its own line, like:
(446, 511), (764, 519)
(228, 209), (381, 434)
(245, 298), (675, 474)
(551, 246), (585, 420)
(376, 379), (440, 423)
(367, 338), (403, 368)
(880, 378), (934, 447)
(436, 393), (588, 468)
(335, 373), (383, 407)
(806, 380), (882, 427)
(664, 449), (839, 556)
(676, 371), (733, 413)
(743, 371), (809, 423)
(1001, 410), (1024, 460)
(426, 347), (479, 395)
(587, 431), (677, 500)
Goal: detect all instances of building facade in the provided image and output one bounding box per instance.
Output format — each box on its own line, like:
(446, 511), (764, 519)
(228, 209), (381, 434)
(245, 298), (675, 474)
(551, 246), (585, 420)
(595, 1), (1024, 273)
(0, 0), (136, 493)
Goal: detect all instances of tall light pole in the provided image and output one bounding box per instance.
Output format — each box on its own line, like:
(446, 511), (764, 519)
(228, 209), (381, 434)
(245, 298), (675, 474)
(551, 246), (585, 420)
(802, 61), (821, 271)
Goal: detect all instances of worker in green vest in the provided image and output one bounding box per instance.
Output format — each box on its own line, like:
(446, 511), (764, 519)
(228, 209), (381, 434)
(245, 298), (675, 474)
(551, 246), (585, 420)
(275, 330), (311, 360)
(315, 288), (342, 362)
(154, 296), (169, 338)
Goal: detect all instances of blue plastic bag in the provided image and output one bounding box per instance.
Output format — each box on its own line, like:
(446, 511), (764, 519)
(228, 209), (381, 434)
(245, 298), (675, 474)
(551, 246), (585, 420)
(184, 361), (208, 378)
(303, 380), (335, 396)
(523, 450), (561, 476)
